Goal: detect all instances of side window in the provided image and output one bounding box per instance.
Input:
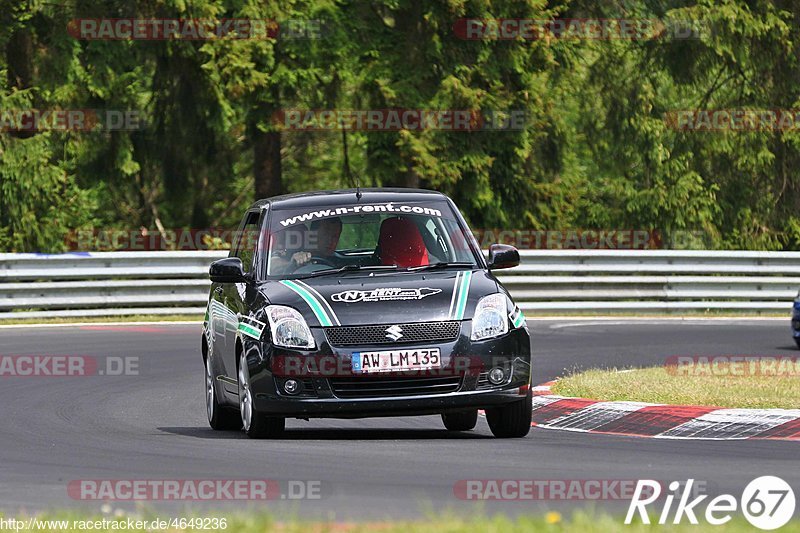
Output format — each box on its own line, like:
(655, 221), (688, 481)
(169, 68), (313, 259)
(232, 212), (261, 274)
(424, 219), (448, 261)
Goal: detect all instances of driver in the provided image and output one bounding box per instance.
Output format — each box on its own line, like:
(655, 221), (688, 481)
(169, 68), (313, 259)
(270, 217), (342, 274)
(293, 217), (343, 267)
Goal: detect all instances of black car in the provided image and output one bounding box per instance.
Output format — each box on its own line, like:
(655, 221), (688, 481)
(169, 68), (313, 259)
(203, 188), (532, 438)
(793, 296), (800, 348)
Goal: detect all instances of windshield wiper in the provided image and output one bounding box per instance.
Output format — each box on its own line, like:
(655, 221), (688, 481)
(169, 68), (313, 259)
(407, 261), (474, 272)
(299, 264), (399, 278)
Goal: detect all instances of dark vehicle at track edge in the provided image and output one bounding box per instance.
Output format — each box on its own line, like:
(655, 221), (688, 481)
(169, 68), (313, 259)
(792, 295), (800, 348)
(202, 188), (532, 438)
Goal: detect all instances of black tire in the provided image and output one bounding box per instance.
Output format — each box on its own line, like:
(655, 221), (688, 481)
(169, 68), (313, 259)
(205, 355), (241, 431)
(485, 390), (533, 438)
(245, 412), (286, 439)
(239, 350), (285, 439)
(441, 410), (478, 431)
(795, 338), (800, 350)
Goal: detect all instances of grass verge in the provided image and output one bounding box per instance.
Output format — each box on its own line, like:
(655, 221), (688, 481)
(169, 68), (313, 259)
(0, 314), (203, 326)
(3, 511), (799, 533)
(552, 364), (800, 409)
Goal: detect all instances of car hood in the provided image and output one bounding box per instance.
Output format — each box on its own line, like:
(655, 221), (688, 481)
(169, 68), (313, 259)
(260, 269), (498, 327)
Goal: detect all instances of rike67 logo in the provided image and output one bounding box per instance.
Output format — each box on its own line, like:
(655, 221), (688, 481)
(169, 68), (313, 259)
(626, 477), (796, 530)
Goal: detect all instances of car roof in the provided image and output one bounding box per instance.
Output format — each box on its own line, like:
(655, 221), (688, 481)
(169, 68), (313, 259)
(248, 188), (448, 210)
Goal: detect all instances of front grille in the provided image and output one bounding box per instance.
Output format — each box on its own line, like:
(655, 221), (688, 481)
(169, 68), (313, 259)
(329, 375), (463, 398)
(324, 321), (460, 346)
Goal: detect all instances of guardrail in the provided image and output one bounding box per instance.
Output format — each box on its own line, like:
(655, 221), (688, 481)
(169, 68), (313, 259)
(497, 250), (800, 313)
(1, 250), (798, 319)
(0, 252), (226, 319)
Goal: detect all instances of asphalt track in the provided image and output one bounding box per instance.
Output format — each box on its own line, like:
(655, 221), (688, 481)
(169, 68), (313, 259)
(0, 319), (797, 519)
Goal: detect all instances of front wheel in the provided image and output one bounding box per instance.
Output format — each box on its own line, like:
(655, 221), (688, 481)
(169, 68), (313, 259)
(441, 410), (478, 431)
(485, 391), (532, 438)
(206, 355), (241, 430)
(795, 338), (800, 350)
(239, 351), (285, 439)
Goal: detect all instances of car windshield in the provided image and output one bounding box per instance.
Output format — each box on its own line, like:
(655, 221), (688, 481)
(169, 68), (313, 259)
(265, 200), (479, 278)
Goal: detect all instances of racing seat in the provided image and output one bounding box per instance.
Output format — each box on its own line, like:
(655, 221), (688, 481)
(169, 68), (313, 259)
(377, 217), (430, 267)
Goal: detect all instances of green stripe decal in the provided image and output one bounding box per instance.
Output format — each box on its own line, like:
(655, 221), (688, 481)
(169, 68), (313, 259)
(280, 280), (332, 327)
(453, 271), (472, 320)
(512, 310), (526, 328)
(240, 316), (266, 328)
(238, 323), (262, 339)
(294, 279), (340, 326)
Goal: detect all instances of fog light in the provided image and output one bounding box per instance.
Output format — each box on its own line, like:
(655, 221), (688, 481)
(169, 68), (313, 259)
(488, 367), (506, 385)
(283, 379), (301, 395)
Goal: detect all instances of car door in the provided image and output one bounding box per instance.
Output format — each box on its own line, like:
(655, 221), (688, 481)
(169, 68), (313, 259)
(221, 210), (263, 391)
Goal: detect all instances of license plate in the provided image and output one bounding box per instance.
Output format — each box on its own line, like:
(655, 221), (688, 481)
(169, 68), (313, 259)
(351, 348), (441, 374)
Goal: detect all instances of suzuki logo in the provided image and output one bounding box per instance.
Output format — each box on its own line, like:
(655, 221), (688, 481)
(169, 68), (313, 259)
(385, 325), (404, 341)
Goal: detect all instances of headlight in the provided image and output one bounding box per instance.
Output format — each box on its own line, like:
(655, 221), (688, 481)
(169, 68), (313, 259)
(265, 305), (316, 349)
(470, 293), (509, 341)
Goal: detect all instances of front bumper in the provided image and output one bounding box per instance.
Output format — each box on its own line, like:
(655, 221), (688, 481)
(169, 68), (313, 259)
(253, 385), (530, 418)
(244, 323), (531, 418)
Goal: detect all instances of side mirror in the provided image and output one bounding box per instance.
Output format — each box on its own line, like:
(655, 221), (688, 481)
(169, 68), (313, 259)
(210, 257), (246, 283)
(487, 244), (520, 270)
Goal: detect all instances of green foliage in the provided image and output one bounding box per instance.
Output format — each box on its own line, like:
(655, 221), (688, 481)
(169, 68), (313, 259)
(2, 0), (800, 251)
(0, 91), (97, 251)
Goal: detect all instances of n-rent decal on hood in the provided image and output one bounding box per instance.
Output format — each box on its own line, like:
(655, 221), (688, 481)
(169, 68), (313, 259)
(331, 287), (441, 303)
